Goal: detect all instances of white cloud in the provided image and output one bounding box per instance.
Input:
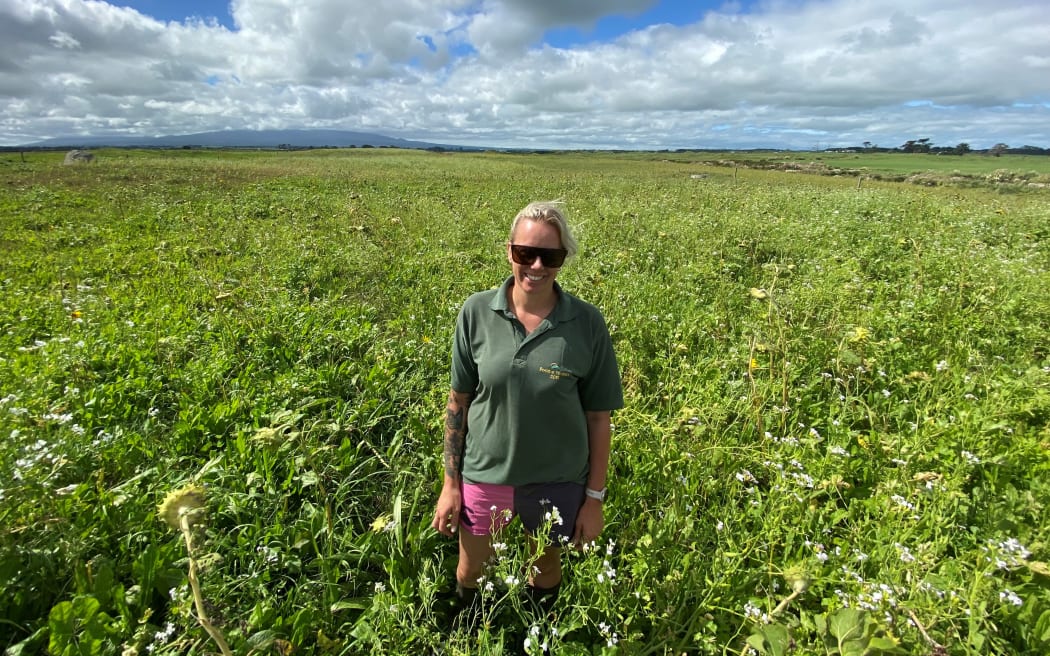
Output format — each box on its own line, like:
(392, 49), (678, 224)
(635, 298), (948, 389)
(0, 0), (1047, 148)
(48, 30), (81, 49)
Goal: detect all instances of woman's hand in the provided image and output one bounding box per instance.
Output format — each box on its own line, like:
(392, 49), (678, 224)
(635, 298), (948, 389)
(572, 497), (604, 549)
(432, 481), (462, 537)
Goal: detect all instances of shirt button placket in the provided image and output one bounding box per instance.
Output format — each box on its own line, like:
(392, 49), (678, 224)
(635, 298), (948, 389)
(510, 315), (526, 371)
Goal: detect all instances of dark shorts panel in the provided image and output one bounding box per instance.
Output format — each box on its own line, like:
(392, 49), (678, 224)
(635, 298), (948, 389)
(460, 481), (584, 544)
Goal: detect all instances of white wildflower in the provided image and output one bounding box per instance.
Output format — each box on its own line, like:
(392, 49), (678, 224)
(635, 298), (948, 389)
(999, 590), (1023, 606)
(891, 495), (915, 511)
(895, 543), (916, 563)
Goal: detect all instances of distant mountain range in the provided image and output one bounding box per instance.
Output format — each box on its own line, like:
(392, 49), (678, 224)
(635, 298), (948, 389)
(18, 129), (477, 150)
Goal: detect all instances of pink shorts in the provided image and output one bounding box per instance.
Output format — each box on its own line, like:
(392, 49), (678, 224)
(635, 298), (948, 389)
(459, 481), (584, 542)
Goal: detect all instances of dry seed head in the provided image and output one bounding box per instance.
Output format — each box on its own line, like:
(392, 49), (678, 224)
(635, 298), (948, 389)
(784, 564), (810, 594)
(821, 475), (852, 491)
(1027, 561), (1050, 578)
(250, 426), (281, 447)
(158, 485), (207, 529)
(913, 471), (941, 483)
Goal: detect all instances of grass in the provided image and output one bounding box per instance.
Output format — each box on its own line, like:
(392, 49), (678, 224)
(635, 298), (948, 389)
(1, 148), (1049, 655)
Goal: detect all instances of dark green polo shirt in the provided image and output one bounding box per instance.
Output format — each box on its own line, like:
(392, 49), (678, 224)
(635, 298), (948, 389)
(451, 276), (624, 486)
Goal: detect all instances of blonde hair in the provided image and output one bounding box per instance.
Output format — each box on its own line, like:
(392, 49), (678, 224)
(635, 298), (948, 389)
(509, 201), (578, 259)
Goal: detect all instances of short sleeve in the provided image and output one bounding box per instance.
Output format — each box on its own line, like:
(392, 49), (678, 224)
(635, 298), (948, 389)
(450, 303), (478, 394)
(577, 311), (624, 411)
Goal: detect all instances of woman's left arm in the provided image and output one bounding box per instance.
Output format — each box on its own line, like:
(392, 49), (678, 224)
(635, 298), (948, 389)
(573, 410), (611, 548)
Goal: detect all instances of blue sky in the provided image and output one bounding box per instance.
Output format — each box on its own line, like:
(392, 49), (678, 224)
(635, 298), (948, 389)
(108, 1), (738, 46)
(544, 2), (717, 49)
(109, 1), (237, 28)
(2, 0), (1047, 149)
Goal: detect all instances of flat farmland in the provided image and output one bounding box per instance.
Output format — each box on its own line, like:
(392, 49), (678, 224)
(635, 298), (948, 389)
(1, 149), (1048, 655)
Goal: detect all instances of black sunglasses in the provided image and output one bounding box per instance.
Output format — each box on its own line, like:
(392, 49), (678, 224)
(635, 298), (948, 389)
(509, 244), (568, 268)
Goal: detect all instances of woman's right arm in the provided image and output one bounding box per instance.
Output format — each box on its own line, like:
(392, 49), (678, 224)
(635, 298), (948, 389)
(432, 389), (472, 536)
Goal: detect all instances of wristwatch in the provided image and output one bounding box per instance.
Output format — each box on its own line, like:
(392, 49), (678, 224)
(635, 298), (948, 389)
(585, 487), (607, 502)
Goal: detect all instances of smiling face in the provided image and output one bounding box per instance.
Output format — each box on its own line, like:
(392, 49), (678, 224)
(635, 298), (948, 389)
(507, 218), (563, 297)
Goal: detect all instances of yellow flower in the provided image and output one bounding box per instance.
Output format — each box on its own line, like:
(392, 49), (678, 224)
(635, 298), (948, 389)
(848, 326), (870, 343)
(371, 514), (391, 532)
(158, 485), (207, 529)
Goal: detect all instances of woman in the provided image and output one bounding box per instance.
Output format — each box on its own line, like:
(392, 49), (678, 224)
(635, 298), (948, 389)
(431, 201), (624, 614)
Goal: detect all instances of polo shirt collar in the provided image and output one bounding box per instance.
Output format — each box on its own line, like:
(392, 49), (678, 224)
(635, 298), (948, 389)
(490, 275), (578, 323)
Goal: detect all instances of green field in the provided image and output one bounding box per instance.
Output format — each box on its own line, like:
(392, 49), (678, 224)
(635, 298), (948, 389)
(2, 149), (1049, 655)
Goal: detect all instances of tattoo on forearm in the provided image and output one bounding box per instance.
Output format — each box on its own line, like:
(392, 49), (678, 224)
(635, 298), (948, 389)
(443, 394), (467, 478)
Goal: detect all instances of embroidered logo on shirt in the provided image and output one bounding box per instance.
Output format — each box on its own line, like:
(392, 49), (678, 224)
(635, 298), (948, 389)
(539, 362), (576, 381)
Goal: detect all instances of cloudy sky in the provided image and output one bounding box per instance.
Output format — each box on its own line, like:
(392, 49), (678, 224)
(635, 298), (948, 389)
(2, 0), (1048, 149)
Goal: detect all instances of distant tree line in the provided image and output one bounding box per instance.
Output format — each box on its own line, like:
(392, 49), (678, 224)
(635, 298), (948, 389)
(840, 140), (1048, 157)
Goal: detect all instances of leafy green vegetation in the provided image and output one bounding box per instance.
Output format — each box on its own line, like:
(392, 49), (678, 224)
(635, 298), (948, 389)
(2, 149), (1049, 654)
